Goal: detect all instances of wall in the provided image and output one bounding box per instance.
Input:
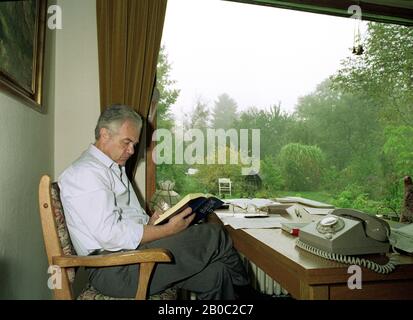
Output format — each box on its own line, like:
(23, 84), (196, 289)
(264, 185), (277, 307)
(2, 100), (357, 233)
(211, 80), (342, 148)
(54, 0), (100, 178)
(0, 0), (148, 298)
(0, 7), (56, 298)
(53, 0), (146, 196)
(0, 0), (102, 300)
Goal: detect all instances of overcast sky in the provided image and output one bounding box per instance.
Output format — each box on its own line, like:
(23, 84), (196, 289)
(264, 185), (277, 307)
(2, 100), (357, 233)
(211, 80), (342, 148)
(161, 0), (367, 123)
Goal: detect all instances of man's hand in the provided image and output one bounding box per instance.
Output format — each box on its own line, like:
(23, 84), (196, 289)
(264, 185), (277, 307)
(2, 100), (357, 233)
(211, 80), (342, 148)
(141, 207), (195, 244)
(166, 207), (195, 235)
(148, 210), (161, 225)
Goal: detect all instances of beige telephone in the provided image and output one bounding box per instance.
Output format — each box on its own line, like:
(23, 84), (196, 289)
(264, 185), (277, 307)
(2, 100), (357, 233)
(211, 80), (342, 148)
(296, 208), (397, 274)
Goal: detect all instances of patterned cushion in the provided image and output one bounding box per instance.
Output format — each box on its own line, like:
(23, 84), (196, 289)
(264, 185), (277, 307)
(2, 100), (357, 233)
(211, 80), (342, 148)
(50, 182), (76, 283)
(77, 284), (177, 300)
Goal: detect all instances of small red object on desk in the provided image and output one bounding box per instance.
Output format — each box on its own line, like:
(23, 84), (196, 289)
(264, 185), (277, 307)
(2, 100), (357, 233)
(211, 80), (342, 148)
(291, 228), (300, 237)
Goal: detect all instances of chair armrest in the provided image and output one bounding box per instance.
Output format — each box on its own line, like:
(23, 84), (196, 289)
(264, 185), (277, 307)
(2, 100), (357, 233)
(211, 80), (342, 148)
(52, 248), (172, 268)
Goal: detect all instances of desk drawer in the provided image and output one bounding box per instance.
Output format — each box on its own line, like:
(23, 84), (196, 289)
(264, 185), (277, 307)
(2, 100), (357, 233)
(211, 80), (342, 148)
(329, 280), (413, 300)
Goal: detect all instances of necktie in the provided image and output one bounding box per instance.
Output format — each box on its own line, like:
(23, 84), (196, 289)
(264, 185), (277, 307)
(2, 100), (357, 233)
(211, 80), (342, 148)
(119, 165), (123, 183)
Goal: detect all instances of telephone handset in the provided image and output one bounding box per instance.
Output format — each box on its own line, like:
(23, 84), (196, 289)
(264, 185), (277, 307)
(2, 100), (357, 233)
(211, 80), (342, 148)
(332, 208), (390, 242)
(296, 208), (397, 274)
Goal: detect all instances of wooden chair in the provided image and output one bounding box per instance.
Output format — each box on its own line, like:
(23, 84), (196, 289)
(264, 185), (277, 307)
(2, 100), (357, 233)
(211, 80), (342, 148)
(218, 178), (232, 197)
(38, 175), (176, 300)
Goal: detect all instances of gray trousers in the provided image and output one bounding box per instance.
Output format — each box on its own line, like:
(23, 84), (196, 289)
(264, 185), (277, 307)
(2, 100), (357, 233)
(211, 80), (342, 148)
(87, 223), (249, 299)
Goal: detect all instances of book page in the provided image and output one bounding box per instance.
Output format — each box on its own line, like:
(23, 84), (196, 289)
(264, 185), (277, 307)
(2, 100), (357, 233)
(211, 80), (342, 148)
(154, 193), (205, 225)
(154, 193), (222, 225)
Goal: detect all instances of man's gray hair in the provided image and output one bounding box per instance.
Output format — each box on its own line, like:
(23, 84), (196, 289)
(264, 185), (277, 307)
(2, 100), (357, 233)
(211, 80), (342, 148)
(95, 104), (142, 140)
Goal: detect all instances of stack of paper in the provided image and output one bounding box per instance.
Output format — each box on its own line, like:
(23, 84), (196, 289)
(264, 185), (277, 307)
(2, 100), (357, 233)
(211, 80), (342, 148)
(274, 196), (334, 209)
(219, 215), (289, 229)
(224, 198), (281, 210)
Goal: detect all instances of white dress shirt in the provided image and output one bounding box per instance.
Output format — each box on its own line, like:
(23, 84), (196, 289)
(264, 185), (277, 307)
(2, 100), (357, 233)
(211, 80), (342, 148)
(58, 144), (149, 256)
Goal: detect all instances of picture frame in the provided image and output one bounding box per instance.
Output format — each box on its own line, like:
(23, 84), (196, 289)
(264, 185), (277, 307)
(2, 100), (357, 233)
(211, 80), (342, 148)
(0, 0), (47, 111)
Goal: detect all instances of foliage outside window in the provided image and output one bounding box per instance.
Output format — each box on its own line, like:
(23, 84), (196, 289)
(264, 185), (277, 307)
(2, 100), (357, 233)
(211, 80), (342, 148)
(155, 23), (413, 219)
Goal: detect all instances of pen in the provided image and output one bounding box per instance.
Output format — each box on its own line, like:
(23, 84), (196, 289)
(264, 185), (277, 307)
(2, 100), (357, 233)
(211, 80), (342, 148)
(244, 215), (269, 218)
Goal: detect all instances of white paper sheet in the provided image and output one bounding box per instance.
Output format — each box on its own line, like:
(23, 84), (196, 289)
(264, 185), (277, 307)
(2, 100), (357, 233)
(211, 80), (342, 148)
(219, 215), (289, 229)
(215, 209), (269, 218)
(224, 198), (281, 209)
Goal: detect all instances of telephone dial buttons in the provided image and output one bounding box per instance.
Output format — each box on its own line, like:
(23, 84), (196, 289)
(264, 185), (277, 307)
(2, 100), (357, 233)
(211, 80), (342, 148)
(321, 216), (338, 226)
(316, 216), (345, 234)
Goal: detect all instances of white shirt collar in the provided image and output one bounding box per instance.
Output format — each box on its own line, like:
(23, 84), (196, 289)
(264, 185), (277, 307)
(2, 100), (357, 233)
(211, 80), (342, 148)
(87, 144), (116, 168)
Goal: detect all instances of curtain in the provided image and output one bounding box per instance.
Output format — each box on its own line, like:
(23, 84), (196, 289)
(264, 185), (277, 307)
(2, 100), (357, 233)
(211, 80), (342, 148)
(96, 0), (167, 205)
(146, 107), (157, 207)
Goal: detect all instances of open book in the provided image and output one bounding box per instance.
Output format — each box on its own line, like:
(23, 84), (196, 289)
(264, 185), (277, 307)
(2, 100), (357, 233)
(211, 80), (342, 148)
(153, 193), (224, 226)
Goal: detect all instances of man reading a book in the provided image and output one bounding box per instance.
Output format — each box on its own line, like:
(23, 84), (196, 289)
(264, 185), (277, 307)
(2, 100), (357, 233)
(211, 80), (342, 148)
(58, 104), (253, 299)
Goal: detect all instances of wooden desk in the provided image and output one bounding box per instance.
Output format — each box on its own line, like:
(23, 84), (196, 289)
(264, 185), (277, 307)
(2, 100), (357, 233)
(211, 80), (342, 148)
(225, 225), (413, 300)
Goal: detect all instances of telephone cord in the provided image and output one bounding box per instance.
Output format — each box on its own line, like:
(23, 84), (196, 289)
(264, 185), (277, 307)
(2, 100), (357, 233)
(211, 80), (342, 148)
(295, 239), (397, 274)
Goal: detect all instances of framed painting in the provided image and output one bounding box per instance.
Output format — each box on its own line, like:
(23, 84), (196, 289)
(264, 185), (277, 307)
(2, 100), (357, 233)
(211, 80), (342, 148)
(0, 0), (47, 111)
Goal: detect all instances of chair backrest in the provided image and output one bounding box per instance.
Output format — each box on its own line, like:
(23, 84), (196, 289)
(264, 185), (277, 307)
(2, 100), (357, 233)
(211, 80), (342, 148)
(218, 178), (231, 185)
(38, 175), (75, 299)
(218, 178), (232, 197)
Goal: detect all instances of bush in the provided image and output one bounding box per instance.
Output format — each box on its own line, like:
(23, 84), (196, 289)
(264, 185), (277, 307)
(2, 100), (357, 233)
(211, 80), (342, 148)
(383, 125), (413, 177)
(278, 143), (325, 191)
(194, 146), (244, 195)
(260, 156), (284, 193)
(377, 176), (404, 217)
(332, 184), (382, 214)
(156, 163), (189, 194)
(179, 175), (205, 195)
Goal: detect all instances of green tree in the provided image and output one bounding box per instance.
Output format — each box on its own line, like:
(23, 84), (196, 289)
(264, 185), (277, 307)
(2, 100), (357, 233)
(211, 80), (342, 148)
(155, 46), (183, 188)
(234, 104), (293, 159)
(156, 46), (180, 129)
(328, 21), (413, 204)
(194, 146), (244, 196)
(295, 79), (383, 171)
(211, 93), (238, 130)
(260, 156), (285, 194)
(184, 97), (210, 131)
(332, 22), (413, 125)
(383, 125), (413, 177)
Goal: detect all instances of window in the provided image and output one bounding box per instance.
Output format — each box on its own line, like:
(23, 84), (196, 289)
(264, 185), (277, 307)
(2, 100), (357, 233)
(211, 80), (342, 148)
(152, 0), (413, 219)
